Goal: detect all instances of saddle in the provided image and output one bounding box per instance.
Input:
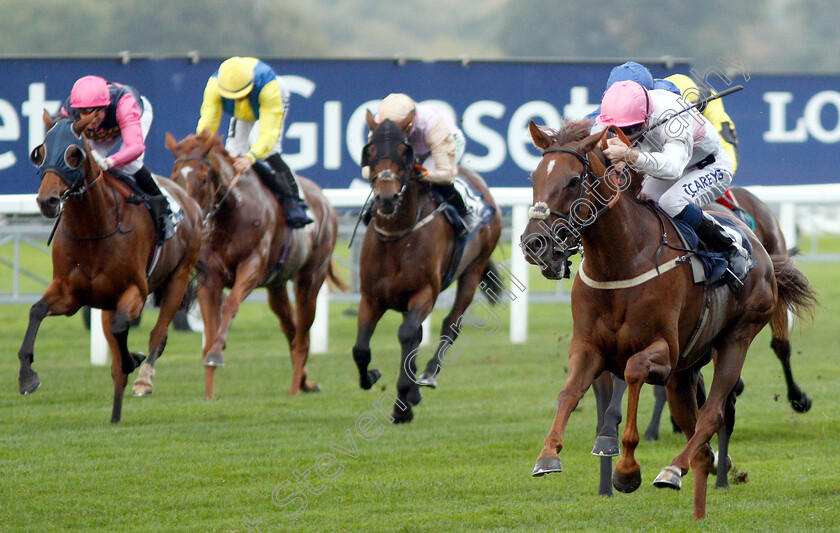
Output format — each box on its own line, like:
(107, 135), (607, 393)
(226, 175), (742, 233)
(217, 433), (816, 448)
(434, 176), (496, 289)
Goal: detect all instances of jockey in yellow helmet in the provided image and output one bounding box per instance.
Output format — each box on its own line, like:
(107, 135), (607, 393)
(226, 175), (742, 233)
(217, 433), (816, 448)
(197, 57), (311, 228)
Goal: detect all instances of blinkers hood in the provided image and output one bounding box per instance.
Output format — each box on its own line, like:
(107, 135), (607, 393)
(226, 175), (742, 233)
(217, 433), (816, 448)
(31, 118), (88, 188)
(361, 119), (414, 173)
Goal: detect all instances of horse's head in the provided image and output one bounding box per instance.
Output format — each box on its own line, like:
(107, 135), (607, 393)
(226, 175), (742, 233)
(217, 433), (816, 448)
(520, 119), (628, 280)
(166, 131), (226, 213)
(31, 110), (98, 218)
(363, 110), (416, 217)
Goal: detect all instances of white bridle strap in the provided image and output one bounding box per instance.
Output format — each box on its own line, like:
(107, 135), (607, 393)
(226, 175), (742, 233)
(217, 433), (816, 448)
(577, 255), (688, 289)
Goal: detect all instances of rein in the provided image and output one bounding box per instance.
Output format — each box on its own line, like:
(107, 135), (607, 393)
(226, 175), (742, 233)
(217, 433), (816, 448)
(369, 169), (443, 242)
(174, 154), (241, 221)
(51, 167), (130, 244)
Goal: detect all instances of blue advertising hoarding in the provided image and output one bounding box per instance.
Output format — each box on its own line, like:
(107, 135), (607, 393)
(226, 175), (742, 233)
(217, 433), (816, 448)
(0, 56), (836, 195)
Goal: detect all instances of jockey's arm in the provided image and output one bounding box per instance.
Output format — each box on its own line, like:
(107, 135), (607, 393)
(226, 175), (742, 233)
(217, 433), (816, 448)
(244, 80), (284, 164)
(422, 119), (458, 184)
(196, 78), (223, 135)
(628, 136), (692, 180)
(107, 93), (145, 169)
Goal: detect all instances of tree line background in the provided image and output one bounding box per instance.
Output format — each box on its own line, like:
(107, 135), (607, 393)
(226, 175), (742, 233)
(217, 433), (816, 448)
(1, 0), (835, 73)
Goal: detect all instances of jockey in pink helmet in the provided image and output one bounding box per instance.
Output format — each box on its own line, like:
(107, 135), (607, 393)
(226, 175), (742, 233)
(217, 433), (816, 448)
(597, 80), (750, 289)
(62, 75), (174, 242)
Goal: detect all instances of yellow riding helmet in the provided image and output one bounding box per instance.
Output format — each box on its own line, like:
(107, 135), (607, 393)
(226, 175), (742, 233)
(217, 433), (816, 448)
(217, 57), (255, 99)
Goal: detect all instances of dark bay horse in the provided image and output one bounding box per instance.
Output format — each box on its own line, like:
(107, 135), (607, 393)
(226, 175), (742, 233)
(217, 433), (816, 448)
(166, 131), (345, 399)
(522, 120), (816, 519)
(352, 113), (502, 423)
(21, 112), (202, 423)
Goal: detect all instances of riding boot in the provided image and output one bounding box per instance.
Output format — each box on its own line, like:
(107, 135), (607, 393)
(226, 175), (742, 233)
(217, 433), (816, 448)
(132, 166), (175, 242)
(694, 210), (750, 291)
(433, 182), (469, 236)
(265, 154), (313, 229)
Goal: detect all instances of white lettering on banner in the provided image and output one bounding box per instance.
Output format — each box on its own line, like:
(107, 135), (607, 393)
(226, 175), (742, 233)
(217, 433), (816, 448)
(764, 92), (808, 142)
(0, 99), (20, 170)
(282, 76), (318, 170)
(763, 90), (840, 144)
(347, 99), (381, 167)
(508, 101), (563, 171)
(804, 91), (840, 143)
(564, 86), (599, 120)
(323, 101), (342, 169)
(461, 101), (506, 172)
(22, 83), (60, 153)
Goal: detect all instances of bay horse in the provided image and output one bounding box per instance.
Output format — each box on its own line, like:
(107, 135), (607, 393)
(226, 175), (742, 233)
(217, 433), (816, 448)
(352, 114), (502, 423)
(21, 112), (203, 423)
(165, 131), (344, 399)
(522, 120), (816, 519)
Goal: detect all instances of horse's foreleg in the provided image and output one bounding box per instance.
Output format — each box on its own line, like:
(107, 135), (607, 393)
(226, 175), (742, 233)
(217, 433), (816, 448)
(353, 297), (385, 391)
(18, 283), (80, 395)
(613, 339), (671, 494)
(394, 294), (434, 424)
(206, 259), (261, 371)
(102, 310), (128, 423)
(418, 261), (486, 388)
(288, 269), (328, 395)
(532, 343), (604, 477)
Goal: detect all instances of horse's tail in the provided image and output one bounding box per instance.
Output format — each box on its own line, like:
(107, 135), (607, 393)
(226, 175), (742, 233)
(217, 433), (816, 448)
(326, 258), (350, 292)
(770, 254), (818, 338)
(479, 260), (501, 305)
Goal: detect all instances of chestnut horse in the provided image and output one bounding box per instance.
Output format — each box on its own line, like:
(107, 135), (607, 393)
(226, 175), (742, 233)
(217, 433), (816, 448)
(21, 112), (202, 423)
(166, 131), (344, 399)
(522, 120), (816, 519)
(352, 114), (502, 423)
(643, 186), (812, 443)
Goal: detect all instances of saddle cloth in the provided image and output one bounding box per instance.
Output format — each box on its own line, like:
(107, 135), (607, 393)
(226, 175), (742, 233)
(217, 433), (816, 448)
(669, 211), (754, 286)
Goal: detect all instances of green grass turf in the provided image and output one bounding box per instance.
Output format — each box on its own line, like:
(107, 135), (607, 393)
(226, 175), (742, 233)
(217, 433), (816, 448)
(0, 251), (839, 531)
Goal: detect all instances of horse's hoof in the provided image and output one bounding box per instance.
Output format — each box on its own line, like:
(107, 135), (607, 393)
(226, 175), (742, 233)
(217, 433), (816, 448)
(303, 382), (322, 393)
(612, 467), (642, 493)
(406, 387), (422, 406)
(712, 451), (732, 475)
(644, 429), (660, 442)
(360, 369), (381, 390)
(416, 372), (438, 388)
(591, 436), (620, 457)
(791, 393), (812, 413)
(653, 465), (682, 490)
(19, 372), (41, 395)
(392, 404), (413, 424)
(122, 352), (146, 375)
(132, 386), (153, 397)
(532, 456), (562, 477)
(203, 352), (225, 367)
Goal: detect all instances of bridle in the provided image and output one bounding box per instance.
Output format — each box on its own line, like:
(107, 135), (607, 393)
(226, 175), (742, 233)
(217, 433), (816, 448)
(174, 154), (240, 221)
(529, 144), (623, 256)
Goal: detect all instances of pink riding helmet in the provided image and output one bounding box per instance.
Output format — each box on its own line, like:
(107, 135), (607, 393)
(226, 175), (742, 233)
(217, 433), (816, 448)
(596, 80), (652, 128)
(70, 76), (110, 108)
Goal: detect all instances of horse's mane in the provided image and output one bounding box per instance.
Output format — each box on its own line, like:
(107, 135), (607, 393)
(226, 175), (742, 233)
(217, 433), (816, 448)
(546, 119), (594, 147)
(193, 130), (235, 165)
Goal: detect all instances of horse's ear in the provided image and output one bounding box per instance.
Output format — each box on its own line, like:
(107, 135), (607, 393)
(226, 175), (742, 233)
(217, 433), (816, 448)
(579, 129), (608, 154)
(365, 109), (377, 132)
(72, 113), (96, 136)
(42, 109), (55, 130)
(165, 132), (178, 153)
(397, 111), (414, 134)
(529, 120), (553, 151)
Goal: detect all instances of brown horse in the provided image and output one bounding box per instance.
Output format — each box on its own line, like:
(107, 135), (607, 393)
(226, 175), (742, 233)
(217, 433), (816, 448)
(352, 114), (502, 423)
(21, 112), (202, 423)
(522, 120), (816, 519)
(165, 131), (344, 399)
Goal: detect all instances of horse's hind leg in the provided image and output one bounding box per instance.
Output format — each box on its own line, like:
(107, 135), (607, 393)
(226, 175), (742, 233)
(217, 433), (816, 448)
(771, 309), (811, 412)
(288, 268), (329, 395)
(591, 372), (624, 497)
(267, 285), (297, 385)
(644, 385), (668, 441)
(353, 297), (385, 391)
(417, 261), (487, 388)
(715, 388), (736, 488)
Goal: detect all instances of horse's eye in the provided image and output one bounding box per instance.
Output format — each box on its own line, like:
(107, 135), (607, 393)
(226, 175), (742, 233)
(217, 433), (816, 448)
(567, 175), (580, 188)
